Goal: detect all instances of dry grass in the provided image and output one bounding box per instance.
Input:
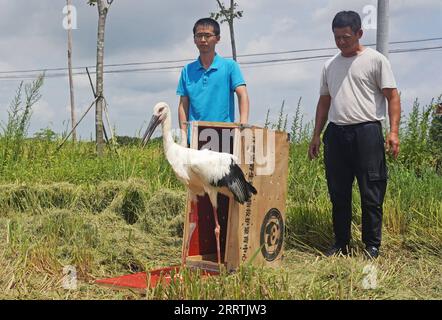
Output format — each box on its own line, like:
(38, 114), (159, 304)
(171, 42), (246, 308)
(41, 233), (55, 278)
(0, 180), (440, 300)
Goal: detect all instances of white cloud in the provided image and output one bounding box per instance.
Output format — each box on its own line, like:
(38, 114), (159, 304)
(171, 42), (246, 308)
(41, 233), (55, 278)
(0, 0), (441, 138)
(312, 0), (377, 23)
(32, 99), (54, 122)
(391, 0), (442, 11)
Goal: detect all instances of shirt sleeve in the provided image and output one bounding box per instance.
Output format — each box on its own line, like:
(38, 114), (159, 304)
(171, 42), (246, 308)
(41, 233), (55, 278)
(376, 55), (397, 89)
(176, 68), (188, 96)
(230, 61), (246, 91)
(319, 65), (330, 95)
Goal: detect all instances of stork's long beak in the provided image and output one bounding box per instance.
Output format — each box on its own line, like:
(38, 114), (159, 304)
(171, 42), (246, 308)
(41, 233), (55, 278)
(141, 115), (161, 147)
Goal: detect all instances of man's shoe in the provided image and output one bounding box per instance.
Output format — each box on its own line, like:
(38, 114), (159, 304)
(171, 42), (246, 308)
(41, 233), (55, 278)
(325, 244), (349, 257)
(364, 246), (379, 259)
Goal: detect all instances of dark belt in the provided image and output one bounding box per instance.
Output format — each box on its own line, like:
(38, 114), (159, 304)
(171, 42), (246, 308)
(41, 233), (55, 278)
(329, 120), (381, 129)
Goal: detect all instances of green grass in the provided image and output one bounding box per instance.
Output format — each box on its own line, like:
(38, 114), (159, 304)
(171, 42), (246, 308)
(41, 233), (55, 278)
(0, 137), (440, 300)
(0, 84), (440, 299)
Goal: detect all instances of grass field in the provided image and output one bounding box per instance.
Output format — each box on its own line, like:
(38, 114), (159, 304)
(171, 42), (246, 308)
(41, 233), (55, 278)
(0, 81), (440, 299)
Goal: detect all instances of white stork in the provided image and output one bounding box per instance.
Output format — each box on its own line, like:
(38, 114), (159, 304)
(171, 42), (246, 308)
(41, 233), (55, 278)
(142, 102), (257, 267)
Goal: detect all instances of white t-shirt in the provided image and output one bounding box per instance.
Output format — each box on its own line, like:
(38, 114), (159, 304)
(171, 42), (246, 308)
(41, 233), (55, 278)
(320, 47), (397, 125)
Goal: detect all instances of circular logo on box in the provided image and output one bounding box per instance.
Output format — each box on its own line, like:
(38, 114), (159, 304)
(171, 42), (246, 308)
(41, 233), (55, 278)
(260, 208), (284, 261)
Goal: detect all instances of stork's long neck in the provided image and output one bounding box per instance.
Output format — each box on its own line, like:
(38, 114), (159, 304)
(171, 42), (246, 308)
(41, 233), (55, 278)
(161, 110), (175, 151)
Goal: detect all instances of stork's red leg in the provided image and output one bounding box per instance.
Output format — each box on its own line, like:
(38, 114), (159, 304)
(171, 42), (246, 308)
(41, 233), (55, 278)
(212, 206), (221, 266)
(182, 200), (198, 267)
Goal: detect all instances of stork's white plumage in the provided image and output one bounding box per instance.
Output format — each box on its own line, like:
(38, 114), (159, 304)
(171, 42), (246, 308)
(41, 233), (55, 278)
(142, 102), (257, 267)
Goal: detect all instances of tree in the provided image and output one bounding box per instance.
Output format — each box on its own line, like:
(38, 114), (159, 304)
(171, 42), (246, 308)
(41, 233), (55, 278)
(88, 0), (114, 156)
(211, 0), (243, 61)
(66, 0), (77, 142)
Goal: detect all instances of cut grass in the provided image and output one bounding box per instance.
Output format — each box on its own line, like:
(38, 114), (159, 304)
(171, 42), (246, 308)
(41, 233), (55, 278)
(0, 176), (440, 300)
(0, 84), (440, 299)
(0, 141), (439, 300)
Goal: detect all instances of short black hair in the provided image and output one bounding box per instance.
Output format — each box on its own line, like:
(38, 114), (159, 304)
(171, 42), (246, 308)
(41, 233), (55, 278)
(332, 11), (362, 33)
(193, 18), (220, 36)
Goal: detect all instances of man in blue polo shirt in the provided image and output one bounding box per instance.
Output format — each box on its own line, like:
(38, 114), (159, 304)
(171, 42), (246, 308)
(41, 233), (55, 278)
(177, 17), (250, 146)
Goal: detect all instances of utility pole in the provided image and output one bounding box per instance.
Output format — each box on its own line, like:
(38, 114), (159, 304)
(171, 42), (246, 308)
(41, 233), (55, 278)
(67, 0), (77, 141)
(376, 0), (390, 59)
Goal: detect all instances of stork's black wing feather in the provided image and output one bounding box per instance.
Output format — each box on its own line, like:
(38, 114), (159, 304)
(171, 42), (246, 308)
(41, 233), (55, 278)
(212, 159), (257, 204)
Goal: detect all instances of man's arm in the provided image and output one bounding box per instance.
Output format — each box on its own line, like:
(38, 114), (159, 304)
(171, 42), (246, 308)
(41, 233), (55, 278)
(235, 85), (249, 124)
(178, 96), (189, 147)
(308, 95), (331, 160)
(383, 88), (401, 159)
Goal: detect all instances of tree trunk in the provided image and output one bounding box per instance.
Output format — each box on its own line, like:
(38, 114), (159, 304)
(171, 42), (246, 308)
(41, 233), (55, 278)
(67, 0), (77, 142)
(95, 0), (108, 156)
(229, 0), (237, 61)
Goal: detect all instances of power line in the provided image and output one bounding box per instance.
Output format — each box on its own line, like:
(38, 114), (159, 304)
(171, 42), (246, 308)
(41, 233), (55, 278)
(243, 45), (442, 66)
(238, 36), (442, 58)
(0, 36), (441, 75)
(241, 57), (331, 69)
(391, 46), (442, 53)
(242, 47), (442, 69)
(0, 45), (441, 81)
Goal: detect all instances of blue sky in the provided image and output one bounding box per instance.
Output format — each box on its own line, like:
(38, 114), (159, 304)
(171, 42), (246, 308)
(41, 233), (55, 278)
(0, 0), (441, 139)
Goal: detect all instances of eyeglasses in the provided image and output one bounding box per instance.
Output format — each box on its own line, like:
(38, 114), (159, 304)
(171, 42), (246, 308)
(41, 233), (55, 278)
(194, 33), (217, 40)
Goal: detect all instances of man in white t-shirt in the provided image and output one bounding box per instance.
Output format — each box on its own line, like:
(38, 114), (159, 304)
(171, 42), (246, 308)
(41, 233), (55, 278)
(308, 11), (401, 259)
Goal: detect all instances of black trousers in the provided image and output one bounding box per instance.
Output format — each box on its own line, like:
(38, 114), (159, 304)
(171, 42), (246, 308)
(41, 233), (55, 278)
(323, 121), (387, 248)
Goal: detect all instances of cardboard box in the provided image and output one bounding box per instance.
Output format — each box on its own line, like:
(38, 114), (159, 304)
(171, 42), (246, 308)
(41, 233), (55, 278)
(183, 122), (289, 272)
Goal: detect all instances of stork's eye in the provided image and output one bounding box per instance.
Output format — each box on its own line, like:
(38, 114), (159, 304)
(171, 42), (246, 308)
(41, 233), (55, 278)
(158, 107), (165, 113)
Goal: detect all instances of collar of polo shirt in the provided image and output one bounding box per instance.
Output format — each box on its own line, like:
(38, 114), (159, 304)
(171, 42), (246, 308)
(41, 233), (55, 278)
(197, 53), (221, 71)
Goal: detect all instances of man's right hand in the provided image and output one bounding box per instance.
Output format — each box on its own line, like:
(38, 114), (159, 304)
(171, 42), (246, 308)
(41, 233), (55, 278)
(308, 135), (321, 160)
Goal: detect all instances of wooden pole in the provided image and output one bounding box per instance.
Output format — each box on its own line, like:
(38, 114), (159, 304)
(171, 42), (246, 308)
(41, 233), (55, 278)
(103, 98), (115, 142)
(86, 67), (97, 98)
(56, 96), (99, 152)
(86, 68), (116, 152)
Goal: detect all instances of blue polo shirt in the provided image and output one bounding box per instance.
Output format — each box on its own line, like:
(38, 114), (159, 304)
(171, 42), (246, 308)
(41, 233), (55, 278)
(176, 53), (246, 123)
